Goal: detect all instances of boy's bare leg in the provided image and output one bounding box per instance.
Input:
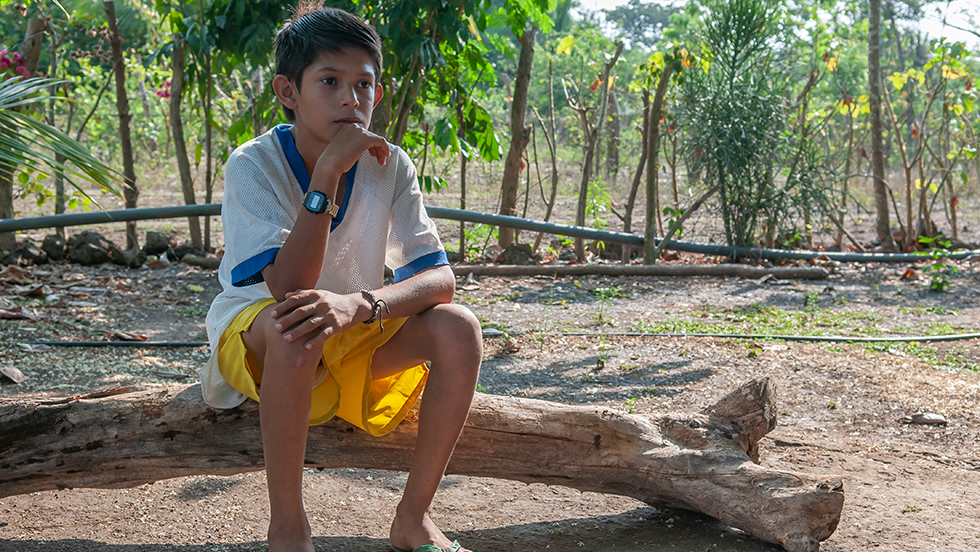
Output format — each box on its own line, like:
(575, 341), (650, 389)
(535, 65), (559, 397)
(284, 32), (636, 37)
(371, 303), (483, 552)
(242, 304), (321, 552)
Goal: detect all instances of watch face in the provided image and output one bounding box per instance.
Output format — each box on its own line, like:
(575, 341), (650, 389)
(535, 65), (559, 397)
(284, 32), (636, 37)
(305, 191), (327, 213)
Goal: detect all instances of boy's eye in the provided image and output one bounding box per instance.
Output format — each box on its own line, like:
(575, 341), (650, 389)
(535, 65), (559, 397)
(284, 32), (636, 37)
(359, 80), (373, 88)
(322, 77), (335, 85)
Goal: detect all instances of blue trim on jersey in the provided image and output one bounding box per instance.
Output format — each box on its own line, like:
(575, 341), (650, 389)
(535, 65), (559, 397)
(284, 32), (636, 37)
(231, 247), (280, 287)
(275, 125), (308, 192)
(275, 123), (356, 232)
(393, 251), (449, 283)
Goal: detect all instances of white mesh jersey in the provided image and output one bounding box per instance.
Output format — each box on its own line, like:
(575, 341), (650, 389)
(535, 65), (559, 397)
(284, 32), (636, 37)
(200, 124), (448, 409)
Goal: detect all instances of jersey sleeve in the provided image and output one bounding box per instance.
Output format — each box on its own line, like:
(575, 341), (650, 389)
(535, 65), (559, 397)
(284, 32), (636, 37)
(385, 150), (448, 283)
(222, 150), (295, 287)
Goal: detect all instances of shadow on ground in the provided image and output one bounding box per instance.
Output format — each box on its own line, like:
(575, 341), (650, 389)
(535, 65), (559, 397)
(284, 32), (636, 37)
(0, 508), (782, 552)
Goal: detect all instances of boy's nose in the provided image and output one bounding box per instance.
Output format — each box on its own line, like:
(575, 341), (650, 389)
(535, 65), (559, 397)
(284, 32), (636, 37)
(341, 87), (359, 107)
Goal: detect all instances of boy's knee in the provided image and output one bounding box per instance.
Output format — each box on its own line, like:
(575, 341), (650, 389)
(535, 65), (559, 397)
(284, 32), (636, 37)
(247, 309), (321, 373)
(423, 304), (482, 355)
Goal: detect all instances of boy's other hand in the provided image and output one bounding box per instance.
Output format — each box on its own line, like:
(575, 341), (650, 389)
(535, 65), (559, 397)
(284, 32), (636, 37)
(270, 289), (366, 349)
(314, 123), (390, 180)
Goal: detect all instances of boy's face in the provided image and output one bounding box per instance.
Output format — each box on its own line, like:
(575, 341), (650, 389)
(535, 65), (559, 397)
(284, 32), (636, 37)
(274, 47), (383, 148)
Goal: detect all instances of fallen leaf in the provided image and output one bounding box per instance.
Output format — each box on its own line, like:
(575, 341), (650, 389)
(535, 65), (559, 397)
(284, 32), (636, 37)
(16, 343), (52, 353)
(0, 306), (35, 321)
(0, 365), (27, 384)
(153, 370), (190, 380)
(901, 268), (920, 281)
(62, 273), (88, 282)
(0, 265), (32, 285)
(110, 330), (149, 342)
(187, 284), (205, 293)
(13, 284), (53, 297)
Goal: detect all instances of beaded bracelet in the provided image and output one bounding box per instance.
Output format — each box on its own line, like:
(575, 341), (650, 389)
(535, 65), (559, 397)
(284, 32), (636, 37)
(359, 289), (390, 333)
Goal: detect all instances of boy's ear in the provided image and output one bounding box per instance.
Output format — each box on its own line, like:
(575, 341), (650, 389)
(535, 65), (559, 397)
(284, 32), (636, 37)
(272, 74), (299, 111)
(373, 83), (384, 108)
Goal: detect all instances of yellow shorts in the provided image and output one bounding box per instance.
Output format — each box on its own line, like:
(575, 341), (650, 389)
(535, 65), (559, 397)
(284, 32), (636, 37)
(217, 298), (428, 436)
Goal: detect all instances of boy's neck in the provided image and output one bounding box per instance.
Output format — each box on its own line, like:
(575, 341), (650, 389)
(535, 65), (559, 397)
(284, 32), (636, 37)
(290, 125), (328, 179)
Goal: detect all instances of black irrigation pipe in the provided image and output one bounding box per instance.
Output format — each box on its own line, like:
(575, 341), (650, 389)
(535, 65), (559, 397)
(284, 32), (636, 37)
(28, 341), (208, 347)
(29, 332), (980, 348)
(535, 332), (980, 343)
(3, 204), (979, 263)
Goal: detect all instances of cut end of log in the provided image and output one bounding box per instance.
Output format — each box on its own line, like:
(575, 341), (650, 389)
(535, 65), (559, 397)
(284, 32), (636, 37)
(702, 377), (777, 462)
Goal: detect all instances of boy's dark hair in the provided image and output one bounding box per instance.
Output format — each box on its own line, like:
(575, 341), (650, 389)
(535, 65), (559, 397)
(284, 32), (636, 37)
(274, 2), (383, 122)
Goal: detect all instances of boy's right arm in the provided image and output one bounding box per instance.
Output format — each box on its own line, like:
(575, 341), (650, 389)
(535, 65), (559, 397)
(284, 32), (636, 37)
(261, 123), (389, 301)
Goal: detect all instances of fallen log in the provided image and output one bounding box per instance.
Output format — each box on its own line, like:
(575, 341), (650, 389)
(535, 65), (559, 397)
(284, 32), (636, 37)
(451, 263), (831, 280)
(0, 378), (842, 552)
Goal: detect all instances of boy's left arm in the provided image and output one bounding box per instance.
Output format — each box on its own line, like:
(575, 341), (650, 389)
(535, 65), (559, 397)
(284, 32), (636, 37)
(270, 265), (454, 350)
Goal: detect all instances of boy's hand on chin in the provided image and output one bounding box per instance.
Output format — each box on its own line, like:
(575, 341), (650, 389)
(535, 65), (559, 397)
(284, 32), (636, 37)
(270, 289), (363, 350)
(315, 123), (390, 178)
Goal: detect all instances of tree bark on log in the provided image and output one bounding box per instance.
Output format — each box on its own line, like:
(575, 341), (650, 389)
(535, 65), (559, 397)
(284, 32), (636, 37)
(0, 378), (842, 552)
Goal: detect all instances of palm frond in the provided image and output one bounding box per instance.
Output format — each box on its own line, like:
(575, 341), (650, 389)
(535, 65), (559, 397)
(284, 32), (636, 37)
(0, 76), (122, 202)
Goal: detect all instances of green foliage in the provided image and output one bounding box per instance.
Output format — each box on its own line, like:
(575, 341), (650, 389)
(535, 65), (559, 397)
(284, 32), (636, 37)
(0, 76), (121, 199)
(679, 0), (786, 248)
(916, 236), (959, 293)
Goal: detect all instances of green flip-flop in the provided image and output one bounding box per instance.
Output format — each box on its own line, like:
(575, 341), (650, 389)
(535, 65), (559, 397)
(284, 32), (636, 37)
(390, 540), (462, 552)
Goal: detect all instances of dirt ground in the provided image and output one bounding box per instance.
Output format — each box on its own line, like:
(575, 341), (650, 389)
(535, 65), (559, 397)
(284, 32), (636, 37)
(2, 256), (980, 552)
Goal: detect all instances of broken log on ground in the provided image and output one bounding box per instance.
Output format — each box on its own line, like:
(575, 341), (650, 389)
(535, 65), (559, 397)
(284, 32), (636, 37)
(450, 263), (830, 280)
(0, 378), (842, 552)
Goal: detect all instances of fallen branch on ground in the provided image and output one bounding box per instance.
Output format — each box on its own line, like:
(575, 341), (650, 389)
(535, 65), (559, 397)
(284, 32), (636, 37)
(452, 263), (830, 280)
(0, 378), (842, 552)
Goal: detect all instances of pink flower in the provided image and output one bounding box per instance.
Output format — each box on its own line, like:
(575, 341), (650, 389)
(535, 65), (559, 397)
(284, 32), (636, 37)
(12, 52), (23, 64)
(0, 49), (7, 56)
(0, 56), (10, 70)
(14, 65), (29, 78)
(164, 80), (171, 87)
(162, 90), (171, 98)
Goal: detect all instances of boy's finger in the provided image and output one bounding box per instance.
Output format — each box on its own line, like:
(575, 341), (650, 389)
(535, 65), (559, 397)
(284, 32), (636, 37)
(305, 326), (334, 350)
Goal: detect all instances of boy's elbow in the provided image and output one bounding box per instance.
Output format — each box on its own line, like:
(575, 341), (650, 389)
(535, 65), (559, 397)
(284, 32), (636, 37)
(429, 265), (456, 305)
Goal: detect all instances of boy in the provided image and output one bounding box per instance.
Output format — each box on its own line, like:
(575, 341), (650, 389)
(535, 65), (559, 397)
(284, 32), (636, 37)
(200, 5), (482, 552)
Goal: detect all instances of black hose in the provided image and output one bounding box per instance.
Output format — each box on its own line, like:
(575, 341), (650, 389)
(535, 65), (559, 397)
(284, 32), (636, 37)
(28, 341), (208, 347)
(3, 204), (977, 263)
(533, 332), (980, 343)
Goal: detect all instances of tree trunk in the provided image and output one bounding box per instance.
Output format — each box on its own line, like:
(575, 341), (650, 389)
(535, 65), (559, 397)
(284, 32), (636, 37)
(573, 42), (624, 261)
(498, 25), (536, 248)
(605, 89), (620, 183)
(200, 11), (213, 254)
(104, 1), (140, 251)
(0, 17), (47, 252)
(622, 90), (651, 264)
(0, 378), (842, 552)
(531, 61), (559, 255)
(644, 64), (674, 264)
(169, 33), (203, 250)
(868, 0), (897, 251)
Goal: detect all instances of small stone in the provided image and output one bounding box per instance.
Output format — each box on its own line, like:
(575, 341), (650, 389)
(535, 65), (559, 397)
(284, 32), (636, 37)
(109, 246), (147, 269)
(170, 243), (206, 261)
(42, 234), (67, 261)
(144, 231), (177, 256)
(1, 243), (47, 266)
(901, 412), (947, 425)
(181, 254), (220, 269)
(68, 242), (110, 265)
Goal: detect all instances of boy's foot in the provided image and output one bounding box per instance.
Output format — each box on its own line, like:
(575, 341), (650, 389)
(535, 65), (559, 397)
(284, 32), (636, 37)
(267, 538), (315, 552)
(389, 511), (472, 552)
(268, 517), (315, 552)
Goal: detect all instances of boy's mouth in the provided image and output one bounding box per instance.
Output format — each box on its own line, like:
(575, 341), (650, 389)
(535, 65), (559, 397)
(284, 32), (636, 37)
(335, 118), (361, 126)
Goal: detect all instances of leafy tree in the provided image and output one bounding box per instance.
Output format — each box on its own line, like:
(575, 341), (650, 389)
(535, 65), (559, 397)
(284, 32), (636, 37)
(604, 0), (678, 51)
(680, 0), (786, 249)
